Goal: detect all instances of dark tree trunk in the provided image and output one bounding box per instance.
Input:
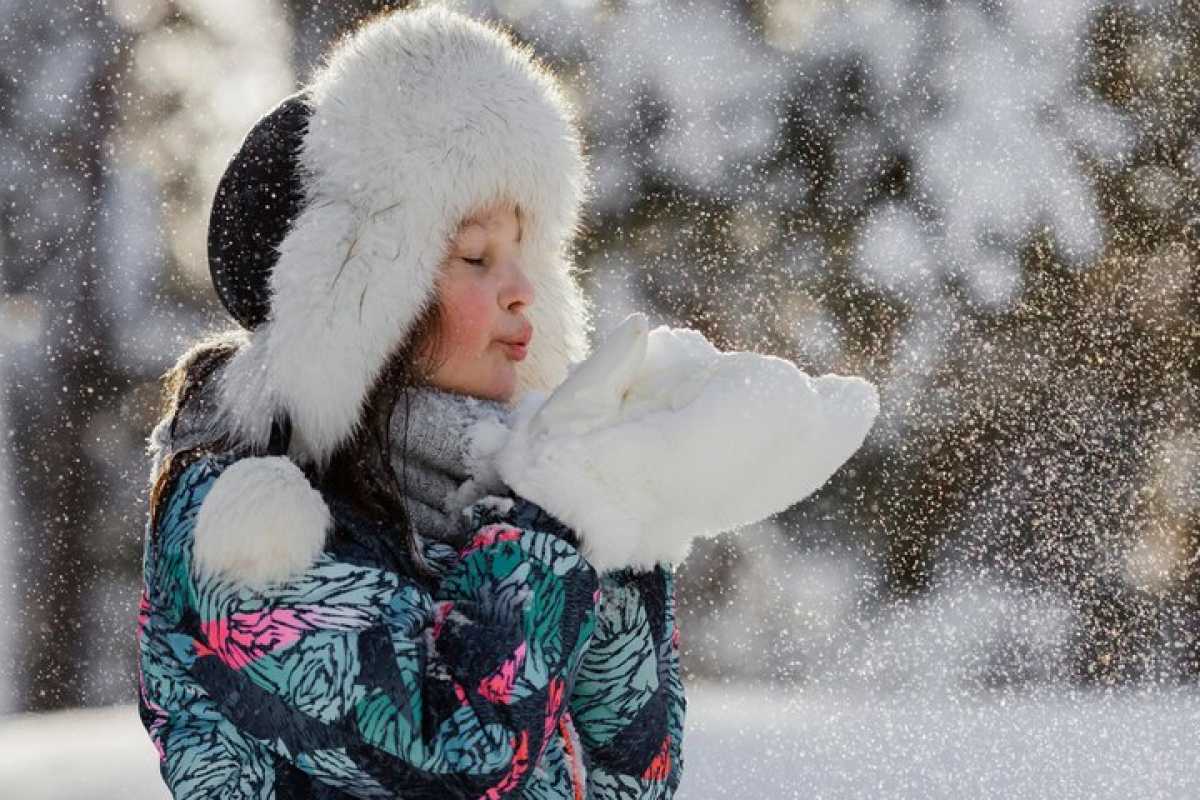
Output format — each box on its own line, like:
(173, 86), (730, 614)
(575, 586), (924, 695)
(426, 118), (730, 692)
(1, 3), (130, 712)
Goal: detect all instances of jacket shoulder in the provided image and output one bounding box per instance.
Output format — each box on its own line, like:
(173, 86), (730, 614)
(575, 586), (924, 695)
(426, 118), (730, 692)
(152, 452), (445, 593)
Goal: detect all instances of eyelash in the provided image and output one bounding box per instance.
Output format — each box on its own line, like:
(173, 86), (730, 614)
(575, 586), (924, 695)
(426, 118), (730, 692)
(462, 257), (486, 267)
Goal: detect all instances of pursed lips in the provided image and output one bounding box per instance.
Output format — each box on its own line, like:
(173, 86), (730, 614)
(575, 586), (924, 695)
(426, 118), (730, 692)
(500, 342), (527, 360)
(497, 324), (532, 361)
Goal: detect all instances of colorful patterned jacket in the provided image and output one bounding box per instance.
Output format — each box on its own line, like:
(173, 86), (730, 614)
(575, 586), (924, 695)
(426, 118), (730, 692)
(137, 450), (685, 799)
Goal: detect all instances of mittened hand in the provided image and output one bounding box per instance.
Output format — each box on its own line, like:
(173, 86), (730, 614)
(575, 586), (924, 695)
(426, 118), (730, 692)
(493, 313), (880, 572)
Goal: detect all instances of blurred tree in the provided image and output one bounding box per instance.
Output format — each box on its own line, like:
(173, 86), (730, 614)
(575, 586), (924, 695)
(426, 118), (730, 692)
(284, 0), (411, 77)
(483, 0), (1199, 685)
(1, 2), (133, 712)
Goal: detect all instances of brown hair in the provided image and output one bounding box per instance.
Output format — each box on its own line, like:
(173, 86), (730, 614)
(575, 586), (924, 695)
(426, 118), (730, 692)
(320, 300), (448, 578)
(148, 331), (247, 530)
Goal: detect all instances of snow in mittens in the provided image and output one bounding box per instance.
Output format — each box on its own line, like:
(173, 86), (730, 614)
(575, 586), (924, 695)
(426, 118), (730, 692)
(496, 312), (880, 572)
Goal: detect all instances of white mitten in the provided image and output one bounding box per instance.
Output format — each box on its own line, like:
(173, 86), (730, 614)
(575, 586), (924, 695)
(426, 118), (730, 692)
(494, 312), (880, 572)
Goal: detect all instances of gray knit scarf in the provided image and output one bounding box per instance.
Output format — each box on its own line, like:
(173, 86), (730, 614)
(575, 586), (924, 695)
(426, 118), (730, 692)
(387, 387), (513, 547)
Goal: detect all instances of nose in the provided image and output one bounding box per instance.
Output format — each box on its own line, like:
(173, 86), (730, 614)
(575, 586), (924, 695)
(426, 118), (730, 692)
(502, 261), (535, 312)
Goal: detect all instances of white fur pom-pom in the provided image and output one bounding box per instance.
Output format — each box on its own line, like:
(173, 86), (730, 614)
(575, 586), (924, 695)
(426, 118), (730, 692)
(193, 456), (331, 589)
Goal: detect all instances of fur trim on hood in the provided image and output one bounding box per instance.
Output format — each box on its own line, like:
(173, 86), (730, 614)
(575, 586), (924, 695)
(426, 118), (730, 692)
(212, 4), (592, 469)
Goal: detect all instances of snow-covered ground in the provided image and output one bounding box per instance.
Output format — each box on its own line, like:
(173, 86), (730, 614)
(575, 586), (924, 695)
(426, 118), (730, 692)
(681, 684), (1200, 799)
(3, 683), (1198, 799)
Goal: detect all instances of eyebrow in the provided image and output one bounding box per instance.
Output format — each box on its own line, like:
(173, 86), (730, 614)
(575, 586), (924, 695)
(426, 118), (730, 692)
(459, 209), (523, 244)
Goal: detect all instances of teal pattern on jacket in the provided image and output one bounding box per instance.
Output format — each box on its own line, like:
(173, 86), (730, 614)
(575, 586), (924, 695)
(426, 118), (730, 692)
(137, 453), (685, 798)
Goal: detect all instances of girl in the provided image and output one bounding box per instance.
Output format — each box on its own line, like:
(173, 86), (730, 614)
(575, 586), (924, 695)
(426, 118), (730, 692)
(138, 5), (878, 799)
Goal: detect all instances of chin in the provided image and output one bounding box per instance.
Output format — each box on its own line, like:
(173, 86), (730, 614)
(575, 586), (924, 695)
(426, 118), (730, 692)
(489, 371), (518, 403)
(465, 373), (516, 403)
(488, 380), (517, 404)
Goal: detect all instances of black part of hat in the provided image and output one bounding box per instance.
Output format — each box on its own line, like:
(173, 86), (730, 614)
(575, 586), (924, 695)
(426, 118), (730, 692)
(266, 413), (292, 457)
(207, 91), (312, 330)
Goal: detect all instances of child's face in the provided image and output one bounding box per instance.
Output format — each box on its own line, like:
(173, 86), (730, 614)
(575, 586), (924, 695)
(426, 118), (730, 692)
(421, 200), (534, 402)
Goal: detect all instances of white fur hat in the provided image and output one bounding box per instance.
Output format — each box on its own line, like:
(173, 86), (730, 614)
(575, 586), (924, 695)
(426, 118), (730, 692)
(209, 4), (592, 469)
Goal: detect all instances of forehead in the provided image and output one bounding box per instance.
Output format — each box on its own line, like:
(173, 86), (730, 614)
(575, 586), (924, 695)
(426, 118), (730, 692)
(458, 201), (522, 233)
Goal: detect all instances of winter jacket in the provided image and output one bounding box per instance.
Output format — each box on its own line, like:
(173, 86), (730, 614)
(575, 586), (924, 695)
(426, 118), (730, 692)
(137, 447), (685, 799)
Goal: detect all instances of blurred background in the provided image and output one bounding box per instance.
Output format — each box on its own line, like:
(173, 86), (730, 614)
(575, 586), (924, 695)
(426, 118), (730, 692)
(0, 0), (1197, 794)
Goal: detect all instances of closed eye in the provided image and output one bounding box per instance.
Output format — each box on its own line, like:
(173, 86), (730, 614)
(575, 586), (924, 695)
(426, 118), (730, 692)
(461, 257), (485, 266)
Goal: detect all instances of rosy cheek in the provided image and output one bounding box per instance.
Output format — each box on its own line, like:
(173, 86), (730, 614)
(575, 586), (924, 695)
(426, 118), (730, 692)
(441, 286), (493, 351)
